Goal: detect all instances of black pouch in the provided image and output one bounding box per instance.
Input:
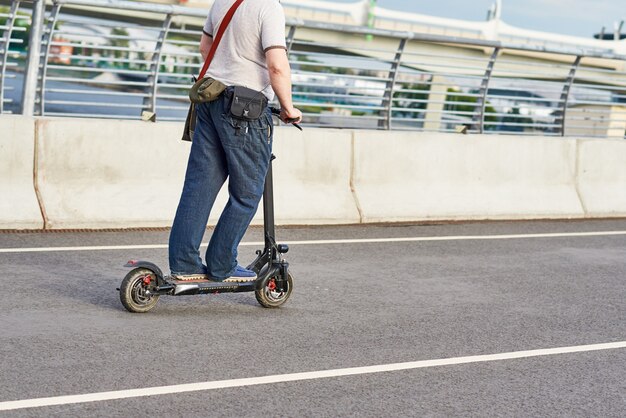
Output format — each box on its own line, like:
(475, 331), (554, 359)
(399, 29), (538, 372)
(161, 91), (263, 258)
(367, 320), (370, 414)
(230, 86), (268, 121)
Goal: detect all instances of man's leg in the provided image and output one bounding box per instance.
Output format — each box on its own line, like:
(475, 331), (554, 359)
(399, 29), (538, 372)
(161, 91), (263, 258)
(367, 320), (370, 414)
(169, 101), (228, 276)
(205, 109), (273, 280)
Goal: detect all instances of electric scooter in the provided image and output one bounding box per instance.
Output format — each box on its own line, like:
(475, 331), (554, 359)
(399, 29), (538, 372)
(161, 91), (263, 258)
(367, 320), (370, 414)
(118, 108), (301, 313)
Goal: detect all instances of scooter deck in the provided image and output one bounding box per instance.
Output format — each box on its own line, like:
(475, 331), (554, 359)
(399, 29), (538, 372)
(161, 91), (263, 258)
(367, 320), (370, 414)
(167, 278), (257, 295)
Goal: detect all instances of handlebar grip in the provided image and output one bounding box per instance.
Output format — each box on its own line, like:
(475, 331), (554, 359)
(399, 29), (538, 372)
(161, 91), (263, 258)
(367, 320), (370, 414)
(269, 107), (303, 130)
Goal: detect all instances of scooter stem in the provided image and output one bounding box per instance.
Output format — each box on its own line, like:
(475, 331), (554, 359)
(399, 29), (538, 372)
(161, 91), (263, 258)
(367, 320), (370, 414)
(262, 155), (276, 248)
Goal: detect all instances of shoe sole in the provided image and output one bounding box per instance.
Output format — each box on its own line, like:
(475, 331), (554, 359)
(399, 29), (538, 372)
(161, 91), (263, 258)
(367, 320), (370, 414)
(223, 277), (257, 283)
(171, 275), (209, 282)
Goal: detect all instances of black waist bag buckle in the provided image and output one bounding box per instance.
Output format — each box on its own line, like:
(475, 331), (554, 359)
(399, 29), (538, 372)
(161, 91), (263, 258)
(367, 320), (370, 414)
(230, 86), (268, 121)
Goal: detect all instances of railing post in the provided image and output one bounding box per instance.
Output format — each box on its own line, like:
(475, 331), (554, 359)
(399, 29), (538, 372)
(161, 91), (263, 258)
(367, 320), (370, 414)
(473, 46), (500, 134)
(0, 0), (20, 114)
(34, 2), (61, 116)
(286, 25), (297, 54)
(380, 37), (407, 130)
(142, 13), (173, 117)
(20, 0), (45, 116)
(557, 55), (581, 136)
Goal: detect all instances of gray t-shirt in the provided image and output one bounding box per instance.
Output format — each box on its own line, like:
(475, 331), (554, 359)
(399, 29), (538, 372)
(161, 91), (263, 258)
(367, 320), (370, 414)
(203, 0), (287, 100)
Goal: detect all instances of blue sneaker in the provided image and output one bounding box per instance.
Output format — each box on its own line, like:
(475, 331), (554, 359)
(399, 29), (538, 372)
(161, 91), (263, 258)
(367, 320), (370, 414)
(223, 265), (257, 282)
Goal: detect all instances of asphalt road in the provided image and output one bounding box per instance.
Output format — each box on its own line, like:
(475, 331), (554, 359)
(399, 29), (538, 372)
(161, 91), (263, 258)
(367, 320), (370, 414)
(0, 219), (625, 416)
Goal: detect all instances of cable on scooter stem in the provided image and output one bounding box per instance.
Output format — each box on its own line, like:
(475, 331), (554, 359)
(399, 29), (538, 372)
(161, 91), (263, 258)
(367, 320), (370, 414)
(270, 107), (303, 131)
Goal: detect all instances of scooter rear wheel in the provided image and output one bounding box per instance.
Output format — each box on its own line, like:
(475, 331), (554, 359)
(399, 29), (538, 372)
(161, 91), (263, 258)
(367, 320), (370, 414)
(120, 268), (160, 313)
(255, 271), (293, 308)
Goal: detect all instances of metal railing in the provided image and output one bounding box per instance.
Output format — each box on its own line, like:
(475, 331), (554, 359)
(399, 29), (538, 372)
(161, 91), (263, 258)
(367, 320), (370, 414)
(0, 0), (30, 113)
(1, 0), (626, 138)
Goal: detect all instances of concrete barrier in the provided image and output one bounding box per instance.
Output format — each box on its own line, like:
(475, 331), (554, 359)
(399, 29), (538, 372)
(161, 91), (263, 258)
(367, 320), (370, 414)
(4, 116), (624, 230)
(207, 127), (358, 226)
(272, 128), (360, 224)
(0, 116), (43, 229)
(35, 118), (191, 229)
(576, 138), (626, 217)
(352, 131), (585, 222)
(34, 118), (358, 229)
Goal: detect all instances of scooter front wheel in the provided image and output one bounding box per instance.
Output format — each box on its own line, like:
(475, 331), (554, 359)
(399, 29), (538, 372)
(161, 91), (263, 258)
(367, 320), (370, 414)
(119, 268), (160, 313)
(255, 271), (293, 308)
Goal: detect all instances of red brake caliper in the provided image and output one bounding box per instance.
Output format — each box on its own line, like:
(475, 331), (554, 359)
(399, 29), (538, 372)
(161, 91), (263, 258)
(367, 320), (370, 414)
(142, 276), (152, 286)
(267, 279), (277, 291)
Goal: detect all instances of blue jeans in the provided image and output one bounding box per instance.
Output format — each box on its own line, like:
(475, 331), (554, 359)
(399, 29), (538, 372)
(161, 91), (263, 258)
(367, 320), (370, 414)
(169, 91), (273, 280)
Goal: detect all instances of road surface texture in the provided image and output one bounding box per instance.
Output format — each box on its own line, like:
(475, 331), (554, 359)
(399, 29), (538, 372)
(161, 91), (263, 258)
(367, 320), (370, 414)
(1, 219), (625, 416)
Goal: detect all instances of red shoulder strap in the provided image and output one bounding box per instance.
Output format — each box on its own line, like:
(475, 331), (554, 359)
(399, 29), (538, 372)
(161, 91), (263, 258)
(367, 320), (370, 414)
(198, 0), (244, 79)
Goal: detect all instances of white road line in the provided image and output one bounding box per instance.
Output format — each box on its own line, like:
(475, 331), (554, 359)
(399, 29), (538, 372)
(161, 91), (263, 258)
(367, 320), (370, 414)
(0, 230), (625, 254)
(1, 341), (624, 411)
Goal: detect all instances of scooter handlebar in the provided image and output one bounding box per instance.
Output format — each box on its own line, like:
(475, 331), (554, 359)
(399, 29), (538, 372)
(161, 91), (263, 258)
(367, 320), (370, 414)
(270, 107), (303, 131)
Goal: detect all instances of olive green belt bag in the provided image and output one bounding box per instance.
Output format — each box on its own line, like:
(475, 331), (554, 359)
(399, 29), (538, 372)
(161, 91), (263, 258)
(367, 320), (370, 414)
(189, 77), (227, 104)
(181, 77), (227, 142)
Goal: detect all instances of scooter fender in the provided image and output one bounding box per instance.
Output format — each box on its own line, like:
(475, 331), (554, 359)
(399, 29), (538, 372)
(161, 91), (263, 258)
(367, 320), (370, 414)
(255, 264), (279, 290)
(124, 260), (165, 281)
